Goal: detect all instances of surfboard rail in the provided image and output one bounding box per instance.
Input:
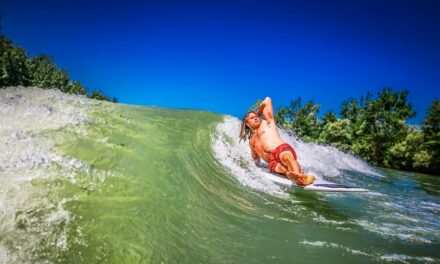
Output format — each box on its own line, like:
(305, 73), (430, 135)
(264, 172), (368, 192)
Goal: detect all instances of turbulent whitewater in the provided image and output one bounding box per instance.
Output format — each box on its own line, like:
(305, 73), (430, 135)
(0, 87), (439, 263)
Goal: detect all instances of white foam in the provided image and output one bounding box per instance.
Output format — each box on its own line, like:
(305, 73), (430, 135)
(0, 86), (88, 133)
(420, 201), (440, 212)
(0, 246), (7, 263)
(312, 214), (346, 226)
(0, 87), (104, 262)
(354, 219), (434, 244)
(277, 124), (378, 178)
(300, 240), (327, 247)
(0, 87), (91, 177)
(299, 240), (370, 256)
(379, 254), (436, 263)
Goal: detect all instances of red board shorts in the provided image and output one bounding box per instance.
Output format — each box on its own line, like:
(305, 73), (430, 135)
(268, 143), (297, 173)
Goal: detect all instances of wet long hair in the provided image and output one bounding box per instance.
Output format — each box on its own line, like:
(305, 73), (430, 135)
(239, 111), (257, 143)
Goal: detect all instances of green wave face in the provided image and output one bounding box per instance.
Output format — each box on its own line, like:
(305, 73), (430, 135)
(1, 87), (439, 264)
(55, 105), (233, 263)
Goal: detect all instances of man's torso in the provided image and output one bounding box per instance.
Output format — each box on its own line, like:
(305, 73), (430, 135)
(250, 119), (285, 162)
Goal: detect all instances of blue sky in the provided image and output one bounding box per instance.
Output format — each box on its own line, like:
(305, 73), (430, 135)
(1, 0), (439, 123)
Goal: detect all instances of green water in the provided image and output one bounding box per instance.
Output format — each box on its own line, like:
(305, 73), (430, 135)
(0, 87), (439, 263)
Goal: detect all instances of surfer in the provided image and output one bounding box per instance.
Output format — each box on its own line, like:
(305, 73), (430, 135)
(239, 97), (315, 186)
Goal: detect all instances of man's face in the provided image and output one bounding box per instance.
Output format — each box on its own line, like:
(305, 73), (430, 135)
(246, 112), (261, 129)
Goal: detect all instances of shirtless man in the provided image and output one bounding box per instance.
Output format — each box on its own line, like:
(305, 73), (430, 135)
(239, 97), (315, 186)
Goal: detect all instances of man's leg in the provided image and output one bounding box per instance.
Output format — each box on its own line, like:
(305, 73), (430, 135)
(278, 151), (302, 176)
(274, 163), (301, 181)
(273, 163), (288, 175)
(278, 150), (315, 185)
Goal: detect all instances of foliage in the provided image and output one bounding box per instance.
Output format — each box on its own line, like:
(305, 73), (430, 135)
(359, 88), (415, 164)
(321, 110), (337, 127)
(27, 55), (69, 90)
(421, 100), (440, 172)
(0, 35), (30, 86)
(422, 100), (440, 142)
(383, 128), (424, 170)
(89, 90), (110, 101)
(0, 34), (116, 102)
(66, 81), (87, 95)
(275, 98), (321, 141)
(319, 118), (352, 151)
(272, 88), (439, 175)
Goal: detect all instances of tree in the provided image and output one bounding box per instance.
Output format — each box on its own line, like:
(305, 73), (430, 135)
(357, 88), (415, 164)
(89, 90), (111, 101)
(319, 118), (352, 151)
(322, 110), (337, 126)
(275, 98), (301, 127)
(275, 98), (321, 141)
(384, 128), (424, 170)
(0, 35), (30, 86)
(422, 100), (440, 142)
(27, 54), (70, 90)
(341, 98), (361, 122)
(421, 100), (440, 172)
(66, 81), (87, 95)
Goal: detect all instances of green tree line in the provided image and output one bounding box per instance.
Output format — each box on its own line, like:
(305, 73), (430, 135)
(270, 89), (439, 175)
(0, 34), (117, 102)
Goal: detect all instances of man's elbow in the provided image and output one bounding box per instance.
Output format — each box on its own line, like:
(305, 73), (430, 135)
(259, 97), (272, 108)
(264, 97), (272, 105)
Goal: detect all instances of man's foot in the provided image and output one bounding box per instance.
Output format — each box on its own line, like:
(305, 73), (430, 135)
(299, 174), (315, 186)
(286, 172), (315, 186)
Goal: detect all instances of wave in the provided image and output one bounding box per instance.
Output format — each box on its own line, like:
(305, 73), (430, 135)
(1, 86), (439, 263)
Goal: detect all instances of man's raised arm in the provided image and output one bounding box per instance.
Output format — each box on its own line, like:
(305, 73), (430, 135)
(257, 97), (274, 122)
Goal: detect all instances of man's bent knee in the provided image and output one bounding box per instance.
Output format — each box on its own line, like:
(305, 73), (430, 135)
(279, 151), (295, 163)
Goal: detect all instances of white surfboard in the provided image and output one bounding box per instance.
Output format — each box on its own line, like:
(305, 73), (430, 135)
(264, 172), (368, 192)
